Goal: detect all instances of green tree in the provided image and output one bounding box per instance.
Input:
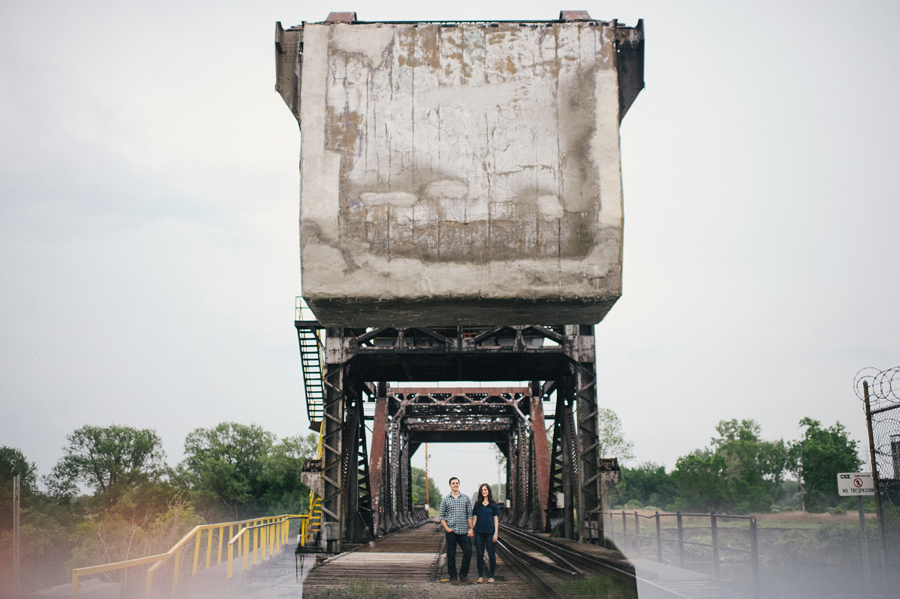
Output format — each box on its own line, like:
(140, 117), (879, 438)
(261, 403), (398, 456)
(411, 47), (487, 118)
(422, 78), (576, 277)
(1, 447), (38, 528)
(69, 493), (204, 571)
(598, 408), (635, 462)
(260, 434), (316, 515)
(671, 419), (788, 513)
(788, 418), (861, 512)
(1, 448), (78, 594)
(411, 467), (442, 510)
(47, 425), (166, 509)
(179, 422), (275, 520)
(711, 419), (788, 512)
(611, 462), (676, 509)
(672, 449), (734, 512)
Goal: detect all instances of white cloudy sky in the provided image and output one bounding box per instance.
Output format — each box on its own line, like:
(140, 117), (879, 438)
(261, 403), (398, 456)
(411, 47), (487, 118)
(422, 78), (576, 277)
(2, 0), (898, 500)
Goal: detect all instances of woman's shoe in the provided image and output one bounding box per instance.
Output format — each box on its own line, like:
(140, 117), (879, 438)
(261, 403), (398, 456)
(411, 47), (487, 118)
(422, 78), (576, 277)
(476, 578), (483, 583)
(488, 578), (495, 583)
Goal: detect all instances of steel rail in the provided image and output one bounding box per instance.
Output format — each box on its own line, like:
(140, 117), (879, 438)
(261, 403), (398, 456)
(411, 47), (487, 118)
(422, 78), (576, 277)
(494, 539), (569, 599)
(430, 536), (446, 583)
(499, 524), (693, 599)
(497, 537), (582, 579)
(500, 526), (586, 577)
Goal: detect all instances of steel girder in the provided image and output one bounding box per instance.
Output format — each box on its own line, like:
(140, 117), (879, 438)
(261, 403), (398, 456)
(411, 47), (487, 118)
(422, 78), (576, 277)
(299, 322), (612, 547)
(369, 386), (389, 536)
(575, 360), (604, 543)
(320, 362), (345, 551)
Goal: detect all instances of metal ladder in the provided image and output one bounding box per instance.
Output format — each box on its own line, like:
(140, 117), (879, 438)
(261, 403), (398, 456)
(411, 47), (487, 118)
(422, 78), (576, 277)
(296, 297), (325, 427)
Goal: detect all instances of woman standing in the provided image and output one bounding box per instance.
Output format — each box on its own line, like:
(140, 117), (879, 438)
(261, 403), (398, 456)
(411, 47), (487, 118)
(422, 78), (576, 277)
(471, 482), (500, 583)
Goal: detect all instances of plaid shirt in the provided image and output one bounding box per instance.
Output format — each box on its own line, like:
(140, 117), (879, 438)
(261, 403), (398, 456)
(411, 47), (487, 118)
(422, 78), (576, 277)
(439, 492), (472, 534)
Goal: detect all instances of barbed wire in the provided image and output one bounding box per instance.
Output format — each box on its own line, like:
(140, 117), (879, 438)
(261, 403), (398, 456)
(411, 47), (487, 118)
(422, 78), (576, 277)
(854, 366), (900, 410)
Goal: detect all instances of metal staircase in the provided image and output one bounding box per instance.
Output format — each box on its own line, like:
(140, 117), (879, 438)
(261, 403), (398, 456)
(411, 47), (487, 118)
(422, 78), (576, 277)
(295, 297), (325, 428)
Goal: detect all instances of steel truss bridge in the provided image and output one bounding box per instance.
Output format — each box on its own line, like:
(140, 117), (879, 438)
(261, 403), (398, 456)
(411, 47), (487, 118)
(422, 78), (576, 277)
(295, 306), (620, 551)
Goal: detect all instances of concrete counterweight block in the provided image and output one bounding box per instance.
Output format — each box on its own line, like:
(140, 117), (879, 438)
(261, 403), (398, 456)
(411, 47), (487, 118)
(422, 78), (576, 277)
(276, 15), (643, 327)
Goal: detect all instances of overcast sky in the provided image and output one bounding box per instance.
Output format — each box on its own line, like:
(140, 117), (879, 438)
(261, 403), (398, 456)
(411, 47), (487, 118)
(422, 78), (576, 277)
(2, 0), (899, 501)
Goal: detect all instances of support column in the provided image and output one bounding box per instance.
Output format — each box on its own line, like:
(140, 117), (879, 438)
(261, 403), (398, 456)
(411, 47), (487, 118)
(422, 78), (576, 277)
(547, 390), (566, 535)
(352, 391), (374, 542)
(320, 360), (346, 552)
(388, 420), (401, 530)
(574, 336), (603, 542)
(370, 384), (389, 536)
(400, 429), (412, 523)
(515, 417), (530, 527)
(507, 430), (518, 519)
(531, 396), (551, 531)
(344, 395), (360, 543)
(561, 402), (579, 541)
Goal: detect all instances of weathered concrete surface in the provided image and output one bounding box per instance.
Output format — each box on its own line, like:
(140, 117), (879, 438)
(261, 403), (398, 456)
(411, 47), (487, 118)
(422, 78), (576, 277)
(276, 17), (643, 326)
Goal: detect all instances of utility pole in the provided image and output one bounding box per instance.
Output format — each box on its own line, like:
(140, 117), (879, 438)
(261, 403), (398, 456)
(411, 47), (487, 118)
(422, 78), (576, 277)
(424, 443), (429, 509)
(13, 475), (21, 596)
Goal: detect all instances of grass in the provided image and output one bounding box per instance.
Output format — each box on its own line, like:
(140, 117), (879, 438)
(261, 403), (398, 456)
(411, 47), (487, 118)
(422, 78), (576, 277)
(554, 575), (638, 599)
(314, 580), (408, 599)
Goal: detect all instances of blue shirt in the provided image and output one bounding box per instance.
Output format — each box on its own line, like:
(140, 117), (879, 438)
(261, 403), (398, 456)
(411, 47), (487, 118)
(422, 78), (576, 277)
(472, 500), (499, 534)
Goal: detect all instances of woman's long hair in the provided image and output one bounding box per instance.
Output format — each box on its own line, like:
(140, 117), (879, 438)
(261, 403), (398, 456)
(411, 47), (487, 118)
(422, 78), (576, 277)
(476, 483), (495, 507)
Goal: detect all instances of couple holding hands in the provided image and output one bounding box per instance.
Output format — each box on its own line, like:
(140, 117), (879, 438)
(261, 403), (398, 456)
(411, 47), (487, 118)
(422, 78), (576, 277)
(438, 477), (499, 584)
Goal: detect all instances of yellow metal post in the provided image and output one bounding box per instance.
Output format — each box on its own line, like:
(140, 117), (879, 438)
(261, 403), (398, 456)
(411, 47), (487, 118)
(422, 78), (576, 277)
(205, 526), (213, 569)
(217, 525), (224, 564)
(71, 572), (79, 599)
(192, 529), (201, 575)
(242, 530), (249, 572)
(171, 547), (181, 593)
(227, 539), (233, 579)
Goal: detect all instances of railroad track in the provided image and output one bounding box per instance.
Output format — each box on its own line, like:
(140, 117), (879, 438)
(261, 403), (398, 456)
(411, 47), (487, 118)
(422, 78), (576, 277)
(297, 519), (565, 598)
(498, 523), (750, 599)
(290, 518), (746, 599)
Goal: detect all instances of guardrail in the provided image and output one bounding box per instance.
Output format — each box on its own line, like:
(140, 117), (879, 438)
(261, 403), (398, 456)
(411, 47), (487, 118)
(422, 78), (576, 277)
(71, 514), (310, 598)
(603, 510), (760, 599)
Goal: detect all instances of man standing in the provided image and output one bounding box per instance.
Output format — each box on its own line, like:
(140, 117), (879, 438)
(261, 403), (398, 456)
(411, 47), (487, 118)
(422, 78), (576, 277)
(438, 476), (474, 584)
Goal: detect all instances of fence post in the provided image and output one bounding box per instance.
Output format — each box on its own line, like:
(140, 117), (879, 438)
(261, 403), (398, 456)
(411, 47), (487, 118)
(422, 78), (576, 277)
(676, 512), (684, 568)
(172, 547), (182, 593)
(192, 529), (202, 575)
(750, 516), (760, 599)
(243, 530), (249, 572)
(710, 514), (719, 578)
(634, 511), (641, 555)
(622, 511), (628, 546)
(655, 511), (662, 562)
(206, 527), (214, 569)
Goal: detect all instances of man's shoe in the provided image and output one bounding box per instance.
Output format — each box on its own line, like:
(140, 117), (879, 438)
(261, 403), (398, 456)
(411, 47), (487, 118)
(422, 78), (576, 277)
(460, 578), (474, 585)
(449, 579), (459, 585)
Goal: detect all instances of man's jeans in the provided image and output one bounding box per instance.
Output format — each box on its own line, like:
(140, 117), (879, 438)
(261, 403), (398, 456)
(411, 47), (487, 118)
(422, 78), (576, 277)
(445, 531), (472, 580)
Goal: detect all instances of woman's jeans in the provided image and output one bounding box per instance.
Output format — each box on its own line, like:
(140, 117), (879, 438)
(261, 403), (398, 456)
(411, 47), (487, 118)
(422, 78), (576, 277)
(474, 532), (496, 578)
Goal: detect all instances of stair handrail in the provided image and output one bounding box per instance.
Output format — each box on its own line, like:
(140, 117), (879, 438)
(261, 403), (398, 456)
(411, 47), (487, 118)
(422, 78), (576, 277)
(71, 514), (309, 599)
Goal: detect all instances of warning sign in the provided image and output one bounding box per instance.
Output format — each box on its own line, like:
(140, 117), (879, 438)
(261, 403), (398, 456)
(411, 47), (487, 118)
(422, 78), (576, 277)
(837, 472), (875, 496)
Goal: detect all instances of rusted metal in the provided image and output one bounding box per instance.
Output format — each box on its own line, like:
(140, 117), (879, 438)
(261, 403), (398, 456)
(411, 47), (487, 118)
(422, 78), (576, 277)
(616, 20), (645, 120)
(296, 319), (618, 546)
(325, 12), (356, 23)
(559, 10), (591, 21)
(320, 363), (345, 552)
(531, 395), (551, 531)
(369, 388), (388, 536)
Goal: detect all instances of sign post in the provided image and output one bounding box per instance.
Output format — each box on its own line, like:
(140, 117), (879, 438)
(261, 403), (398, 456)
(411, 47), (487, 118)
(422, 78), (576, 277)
(837, 472), (875, 592)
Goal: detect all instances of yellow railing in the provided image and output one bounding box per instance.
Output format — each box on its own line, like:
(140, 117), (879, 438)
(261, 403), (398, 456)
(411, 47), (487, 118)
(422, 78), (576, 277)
(71, 514), (310, 598)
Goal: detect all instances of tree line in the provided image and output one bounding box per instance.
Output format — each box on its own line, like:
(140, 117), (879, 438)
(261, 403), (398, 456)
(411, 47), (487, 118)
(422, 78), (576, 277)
(0, 422), (319, 592)
(0, 421), (446, 593)
(609, 418), (863, 514)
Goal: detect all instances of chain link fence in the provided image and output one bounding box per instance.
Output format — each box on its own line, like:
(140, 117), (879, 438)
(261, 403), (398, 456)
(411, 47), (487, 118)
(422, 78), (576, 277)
(854, 366), (900, 592)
